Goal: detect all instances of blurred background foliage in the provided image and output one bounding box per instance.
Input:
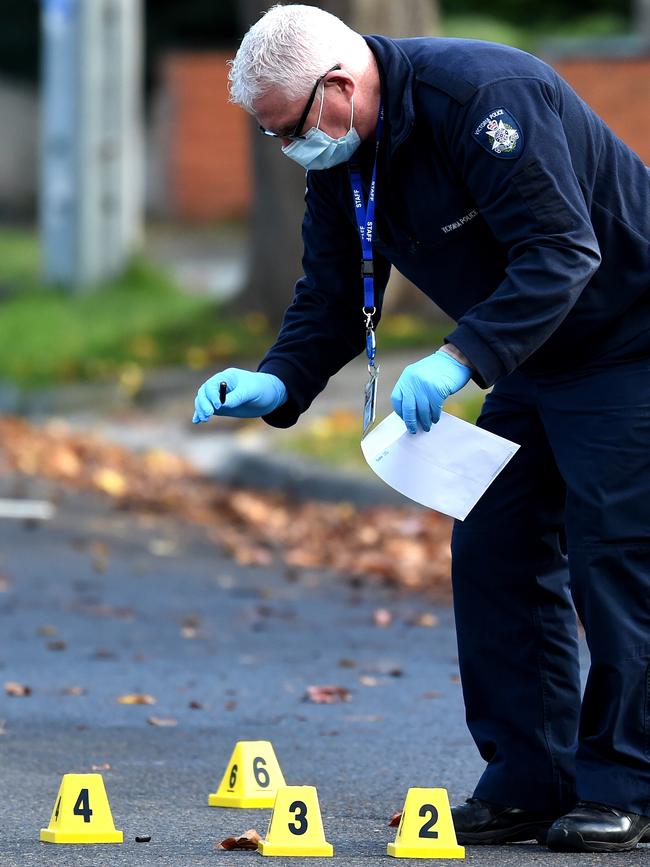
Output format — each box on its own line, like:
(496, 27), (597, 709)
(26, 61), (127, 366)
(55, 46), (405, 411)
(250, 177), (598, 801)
(441, 0), (630, 33)
(0, 0), (632, 88)
(0, 229), (267, 387)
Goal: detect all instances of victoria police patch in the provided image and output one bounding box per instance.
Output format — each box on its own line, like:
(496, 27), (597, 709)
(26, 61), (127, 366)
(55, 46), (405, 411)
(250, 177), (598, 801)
(473, 108), (523, 158)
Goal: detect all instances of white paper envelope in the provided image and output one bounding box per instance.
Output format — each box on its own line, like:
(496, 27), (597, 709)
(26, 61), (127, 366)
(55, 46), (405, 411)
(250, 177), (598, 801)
(360, 411), (519, 520)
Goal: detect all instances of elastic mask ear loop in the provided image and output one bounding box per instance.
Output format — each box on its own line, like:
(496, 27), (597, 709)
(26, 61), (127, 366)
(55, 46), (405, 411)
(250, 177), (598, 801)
(315, 82), (326, 131)
(349, 94), (354, 132)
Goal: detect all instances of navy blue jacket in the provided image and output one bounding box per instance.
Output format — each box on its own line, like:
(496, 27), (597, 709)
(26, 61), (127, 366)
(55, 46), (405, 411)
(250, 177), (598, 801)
(259, 36), (650, 428)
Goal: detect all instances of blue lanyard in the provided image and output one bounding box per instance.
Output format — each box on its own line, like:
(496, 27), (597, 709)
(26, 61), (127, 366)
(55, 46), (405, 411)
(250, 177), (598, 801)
(349, 104), (384, 369)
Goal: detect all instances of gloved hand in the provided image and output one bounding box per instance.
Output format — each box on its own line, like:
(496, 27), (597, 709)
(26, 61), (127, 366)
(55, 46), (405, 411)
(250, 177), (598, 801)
(193, 369), (288, 423)
(391, 349), (472, 434)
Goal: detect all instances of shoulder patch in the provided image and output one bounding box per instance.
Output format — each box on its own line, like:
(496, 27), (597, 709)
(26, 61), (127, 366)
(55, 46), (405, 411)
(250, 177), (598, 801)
(472, 107), (523, 159)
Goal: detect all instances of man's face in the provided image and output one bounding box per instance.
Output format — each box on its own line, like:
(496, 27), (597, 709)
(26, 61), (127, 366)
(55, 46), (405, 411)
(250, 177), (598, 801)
(254, 70), (355, 147)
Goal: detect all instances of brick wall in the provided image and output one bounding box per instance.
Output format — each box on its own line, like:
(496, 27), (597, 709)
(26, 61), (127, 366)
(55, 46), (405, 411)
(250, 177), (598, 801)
(162, 51), (251, 221)
(552, 57), (650, 164)
(157, 51), (649, 222)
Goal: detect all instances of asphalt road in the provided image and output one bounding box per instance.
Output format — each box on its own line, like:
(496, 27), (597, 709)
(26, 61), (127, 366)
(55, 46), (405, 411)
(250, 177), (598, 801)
(0, 475), (648, 866)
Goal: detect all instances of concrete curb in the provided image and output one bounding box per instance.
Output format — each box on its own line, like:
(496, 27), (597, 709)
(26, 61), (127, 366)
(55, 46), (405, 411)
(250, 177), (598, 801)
(212, 447), (413, 508)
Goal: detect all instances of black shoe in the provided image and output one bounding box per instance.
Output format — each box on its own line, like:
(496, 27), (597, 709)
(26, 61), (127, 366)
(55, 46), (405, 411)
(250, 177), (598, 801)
(546, 801), (650, 852)
(451, 797), (559, 844)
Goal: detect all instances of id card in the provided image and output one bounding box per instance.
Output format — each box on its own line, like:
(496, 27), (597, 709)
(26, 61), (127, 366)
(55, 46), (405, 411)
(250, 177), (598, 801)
(362, 367), (379, 438)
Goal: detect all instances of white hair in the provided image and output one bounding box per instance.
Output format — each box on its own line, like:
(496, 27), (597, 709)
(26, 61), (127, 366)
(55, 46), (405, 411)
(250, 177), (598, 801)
(228, 4), (367, 113)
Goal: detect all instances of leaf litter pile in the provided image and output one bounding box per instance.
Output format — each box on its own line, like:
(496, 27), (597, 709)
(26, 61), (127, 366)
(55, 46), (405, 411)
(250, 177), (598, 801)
(0, 417), (452, 595)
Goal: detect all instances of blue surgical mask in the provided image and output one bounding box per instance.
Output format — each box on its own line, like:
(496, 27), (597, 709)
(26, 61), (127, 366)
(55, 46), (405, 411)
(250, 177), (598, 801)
(282, 88), (360, 171)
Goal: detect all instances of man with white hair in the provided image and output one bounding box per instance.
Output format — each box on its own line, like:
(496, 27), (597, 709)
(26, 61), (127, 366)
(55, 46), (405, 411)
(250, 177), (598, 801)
(193, 4), (650, 853)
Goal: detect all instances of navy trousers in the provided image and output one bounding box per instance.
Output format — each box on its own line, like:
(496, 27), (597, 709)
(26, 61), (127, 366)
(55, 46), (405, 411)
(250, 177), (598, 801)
(451, 354), (650, 816)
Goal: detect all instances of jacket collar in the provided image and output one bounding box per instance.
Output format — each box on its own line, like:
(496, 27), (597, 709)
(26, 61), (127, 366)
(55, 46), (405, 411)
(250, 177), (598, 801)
(364, 35), (415, 159)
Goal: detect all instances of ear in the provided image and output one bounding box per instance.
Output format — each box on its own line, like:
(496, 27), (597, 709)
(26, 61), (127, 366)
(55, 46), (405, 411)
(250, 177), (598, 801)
(324, 69), (355, 98)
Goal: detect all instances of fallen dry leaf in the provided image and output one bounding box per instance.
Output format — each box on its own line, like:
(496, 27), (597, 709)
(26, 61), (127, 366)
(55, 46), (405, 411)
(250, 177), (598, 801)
(359, 675), (379, 687)
(217, 828), (261, 851)
(389, 811), (402, 827)
(146, 716), (178, 727)
(0, 417), (453, 597)
(62, 685), (86, 696)
(0, 573), (12, 593)
(91, 763), (111, 771)
(144, 448), (187, 478)
(48, 640), (67, 651)
(90, 540), (109, 558)
(4, 681), (31, 697)
(182, 614), (201, 628)
(450, 674), (461, 684)
(338, 658), (356, 669)
(92, 467), (127, 498)
(37, 625), (58, 636)
(188, 700), (203, 710)
(117, 693), (156, 705)
(373, 608), (393, 627)
(49, 445), (82, 478)
(305, 685), (351, 704)
(422, 691), (443, 699)
(410, 612), (439, 628)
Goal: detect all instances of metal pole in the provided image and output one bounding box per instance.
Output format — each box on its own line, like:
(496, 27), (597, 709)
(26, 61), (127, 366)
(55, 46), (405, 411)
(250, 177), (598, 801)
(40, 0), (79, 285)
(41, 0), (143, 291)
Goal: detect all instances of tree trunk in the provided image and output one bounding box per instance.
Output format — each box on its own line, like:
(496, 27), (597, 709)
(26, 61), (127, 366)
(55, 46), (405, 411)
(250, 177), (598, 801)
(235, 0), (440, 327)
(233, 0), (309, 325)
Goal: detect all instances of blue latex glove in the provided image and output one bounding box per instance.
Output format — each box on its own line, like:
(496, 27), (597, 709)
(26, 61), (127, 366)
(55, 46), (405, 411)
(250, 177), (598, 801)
(391, 350), (472, 434)
(193, 369), (288, 423)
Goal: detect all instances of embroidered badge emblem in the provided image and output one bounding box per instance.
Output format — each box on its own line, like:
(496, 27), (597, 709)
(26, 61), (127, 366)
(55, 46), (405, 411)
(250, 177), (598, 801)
(473, 108), (524, 159)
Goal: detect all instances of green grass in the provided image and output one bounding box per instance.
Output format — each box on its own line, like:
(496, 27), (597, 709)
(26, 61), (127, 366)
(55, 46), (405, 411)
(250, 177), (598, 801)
(442, 14), (527, 48)
(0, 230), (274, 388)
(442, 12), (630, 52)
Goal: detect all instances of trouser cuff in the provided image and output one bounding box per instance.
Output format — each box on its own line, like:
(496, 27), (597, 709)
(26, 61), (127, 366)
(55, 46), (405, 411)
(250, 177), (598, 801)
(474, 767), (576, 813)
(577, 763), (650, 816)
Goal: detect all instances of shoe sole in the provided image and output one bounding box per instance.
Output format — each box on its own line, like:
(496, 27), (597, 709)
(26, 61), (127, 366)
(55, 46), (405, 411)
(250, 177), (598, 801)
(547, 827), (648, 853)
(457, 821), (553, 845)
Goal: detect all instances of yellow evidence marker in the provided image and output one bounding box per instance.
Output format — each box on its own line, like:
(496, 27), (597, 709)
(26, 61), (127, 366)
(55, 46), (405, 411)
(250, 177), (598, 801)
(208, 740), (286, 808)
(258, 785), (334, 857)
(40, 773), (123, 844)
(388, 788), (465, 859)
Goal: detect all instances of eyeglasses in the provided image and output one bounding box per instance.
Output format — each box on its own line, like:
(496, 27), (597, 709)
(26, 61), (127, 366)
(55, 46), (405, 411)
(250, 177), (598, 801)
(258, 64), (341, 141)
